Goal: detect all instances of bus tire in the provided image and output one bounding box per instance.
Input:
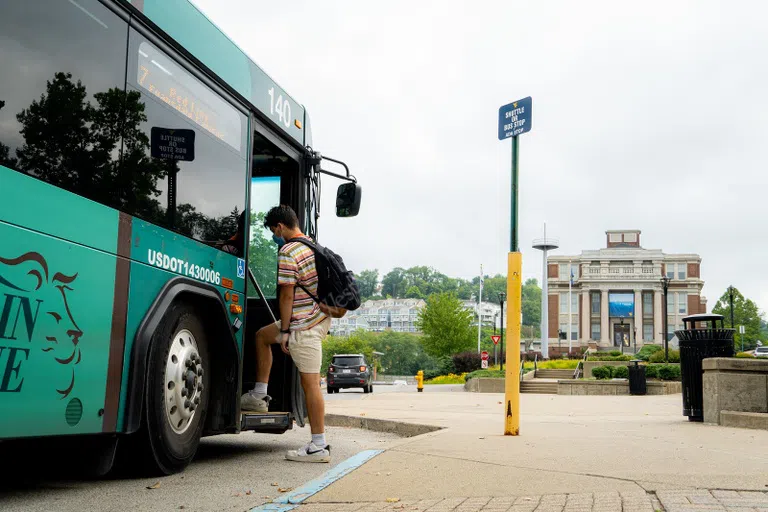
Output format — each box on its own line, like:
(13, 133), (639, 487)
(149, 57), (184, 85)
(145, 303), (210, 474)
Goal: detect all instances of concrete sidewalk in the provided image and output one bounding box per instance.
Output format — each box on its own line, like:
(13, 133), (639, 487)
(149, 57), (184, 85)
(309, 388), (768, 511)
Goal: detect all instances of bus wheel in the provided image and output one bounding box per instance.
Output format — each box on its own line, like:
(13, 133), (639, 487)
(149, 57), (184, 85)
(145, 304), (210, 474)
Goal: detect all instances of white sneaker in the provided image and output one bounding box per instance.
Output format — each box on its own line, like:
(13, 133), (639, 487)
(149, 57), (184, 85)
(240, 392), (270, 413)
(285, 442), (331, 463)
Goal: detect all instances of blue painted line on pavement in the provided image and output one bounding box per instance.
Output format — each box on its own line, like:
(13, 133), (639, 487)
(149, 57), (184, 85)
(274, 449), (383, 505)
(248, 503), (298, 512)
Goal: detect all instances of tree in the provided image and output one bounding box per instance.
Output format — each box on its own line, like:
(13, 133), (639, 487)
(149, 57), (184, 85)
(356, 269), (379, 300)
(370, 331), (436, 375)
(712, 287), (764, 351)
(480, 274), (507, 304)
(381, 268), (406, 298)
(522, 278), (542, 327)
(248, 211), (278, 298)
(416, 292), (475, 358)
(405, 286), (423, 299)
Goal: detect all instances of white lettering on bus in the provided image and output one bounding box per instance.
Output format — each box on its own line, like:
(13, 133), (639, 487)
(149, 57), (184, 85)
(147, 249), (221, 285)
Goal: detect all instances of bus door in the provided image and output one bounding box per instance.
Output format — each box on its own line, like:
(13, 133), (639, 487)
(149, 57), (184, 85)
(241, 124), (307, 431)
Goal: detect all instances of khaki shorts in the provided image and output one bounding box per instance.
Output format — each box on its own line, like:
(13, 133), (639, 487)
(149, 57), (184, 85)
(275, 318), (331, 374)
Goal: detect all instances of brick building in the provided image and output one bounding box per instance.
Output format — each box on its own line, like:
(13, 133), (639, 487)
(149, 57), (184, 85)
(547, 230), (705, 350)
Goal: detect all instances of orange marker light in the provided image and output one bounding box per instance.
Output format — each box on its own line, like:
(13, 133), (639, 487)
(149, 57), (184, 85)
(222, 278), (234, 289)
(224, 292), (230, 301)
(294, 119), (302, 129)
(231, 294), (239, 304)
(230, 304), (243, 315)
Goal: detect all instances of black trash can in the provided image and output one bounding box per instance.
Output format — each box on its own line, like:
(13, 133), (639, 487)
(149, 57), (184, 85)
(676, 314), (735, 422)
(628, 360), (647, 395)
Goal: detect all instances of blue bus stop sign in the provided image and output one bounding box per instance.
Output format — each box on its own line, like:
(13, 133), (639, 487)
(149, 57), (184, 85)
(498, 97), (532, 140)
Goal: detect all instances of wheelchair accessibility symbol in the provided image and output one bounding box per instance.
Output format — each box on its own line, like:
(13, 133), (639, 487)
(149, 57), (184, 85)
(237, 258), (245, 279)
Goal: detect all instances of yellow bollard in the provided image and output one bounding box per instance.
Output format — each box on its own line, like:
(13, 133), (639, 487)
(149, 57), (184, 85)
(416, 370), (424, 392)
(504, 252), (522, 435)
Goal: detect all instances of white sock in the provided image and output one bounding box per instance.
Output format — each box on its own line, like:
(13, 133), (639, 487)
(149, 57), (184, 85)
(311, 433), (327, 448)
(251, 382), (268, 396)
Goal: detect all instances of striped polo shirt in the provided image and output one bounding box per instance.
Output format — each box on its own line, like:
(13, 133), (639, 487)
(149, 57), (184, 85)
(278, 237), (326, 331)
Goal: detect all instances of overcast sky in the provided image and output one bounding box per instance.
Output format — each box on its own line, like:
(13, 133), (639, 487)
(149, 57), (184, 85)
(194, 0), (767, 315)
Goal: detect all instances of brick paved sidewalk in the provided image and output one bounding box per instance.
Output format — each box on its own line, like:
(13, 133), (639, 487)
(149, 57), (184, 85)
(298, 490), (768, 512)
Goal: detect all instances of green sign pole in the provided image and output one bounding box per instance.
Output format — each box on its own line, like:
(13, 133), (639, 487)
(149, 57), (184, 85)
(510, 136), (519, 252)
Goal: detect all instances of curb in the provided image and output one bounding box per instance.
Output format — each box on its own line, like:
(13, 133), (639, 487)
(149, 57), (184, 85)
(325, 413), (443, 438)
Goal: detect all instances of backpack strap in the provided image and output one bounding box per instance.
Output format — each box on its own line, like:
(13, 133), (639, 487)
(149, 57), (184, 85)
(285, 237), (321, 304)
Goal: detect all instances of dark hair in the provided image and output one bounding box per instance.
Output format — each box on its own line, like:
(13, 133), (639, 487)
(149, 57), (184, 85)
(264, 205), (299, 229)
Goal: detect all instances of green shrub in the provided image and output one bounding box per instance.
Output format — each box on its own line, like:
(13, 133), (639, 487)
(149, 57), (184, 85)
(636, 345), (663, 361)
(437, 356), (456, 376)
(644, 364), (659, 379)
(465, 369), (505, 381)
(612, 365), (629, 379)
(649, 349), (680, 363)
(736, 352), (755, 358)
(609, 350), (622, 357)
(587, 354), (633, 362)
(423, 369), (442, 380)
(452, 351), (481, 373)
(591, 366), (612, 380)
(658, 365), (681, 381)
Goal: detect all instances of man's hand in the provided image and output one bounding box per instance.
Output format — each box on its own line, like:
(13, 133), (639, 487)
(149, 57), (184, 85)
(319, 303), (347, 318)
(280, 332), (290, 354)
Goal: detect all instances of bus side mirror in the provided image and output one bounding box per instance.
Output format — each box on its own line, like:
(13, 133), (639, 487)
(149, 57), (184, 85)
(336, 183), (362, 217)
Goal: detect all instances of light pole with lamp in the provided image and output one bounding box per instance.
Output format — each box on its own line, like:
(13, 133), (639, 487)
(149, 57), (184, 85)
(661, 275), (671, 362)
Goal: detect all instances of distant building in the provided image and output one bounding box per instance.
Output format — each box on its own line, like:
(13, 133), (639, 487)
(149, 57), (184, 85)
(329, 298), (426, 336)
(462, 301), (506, 330)
(547, 230), (705, 350)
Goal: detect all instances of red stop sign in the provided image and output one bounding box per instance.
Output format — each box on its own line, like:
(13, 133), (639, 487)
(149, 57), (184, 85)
(481, 351), (489, 361)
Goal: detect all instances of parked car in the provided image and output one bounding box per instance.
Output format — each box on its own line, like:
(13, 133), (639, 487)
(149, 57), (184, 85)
(754, 346), (768, 358)
(327, 354), (373, 394)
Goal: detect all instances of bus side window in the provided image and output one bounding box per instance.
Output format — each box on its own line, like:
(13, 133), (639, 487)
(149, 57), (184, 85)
(248, 176), (281, 299)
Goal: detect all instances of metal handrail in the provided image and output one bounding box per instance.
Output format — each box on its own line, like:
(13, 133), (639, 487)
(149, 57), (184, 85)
(519, 357), (525, 382)
(573, 352), (588, 379)
(533, 353), (538, 376)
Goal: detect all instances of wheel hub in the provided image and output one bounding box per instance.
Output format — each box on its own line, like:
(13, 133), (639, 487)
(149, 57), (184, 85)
(164, 329), (204, 434)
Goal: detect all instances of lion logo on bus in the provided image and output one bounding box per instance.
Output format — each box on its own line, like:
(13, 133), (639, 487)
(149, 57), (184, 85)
(0, 252), (83, 398)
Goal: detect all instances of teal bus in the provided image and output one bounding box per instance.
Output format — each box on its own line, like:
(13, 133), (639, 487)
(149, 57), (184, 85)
(0, 0), (361, 475)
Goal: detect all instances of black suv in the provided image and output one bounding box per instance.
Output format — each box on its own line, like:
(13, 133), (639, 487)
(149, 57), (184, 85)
(327, 354), (373, 394)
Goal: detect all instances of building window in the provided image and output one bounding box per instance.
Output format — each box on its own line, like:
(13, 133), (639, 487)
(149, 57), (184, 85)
(560, 293), (567, 311)
(678, 264), (686, 280)
(666, 264), (675, 279)
(678, 292), (687, 314)
(609, 233), (622, 243)
(666, 293), (674, 314)
(571, 328), (578, 341)
(643, 292), (653, 318)
(624, 232), (637, 243)
(591, 292), (600, 315)
(591, 322), (601, 340)
(559, 263), (578, 281)
(643, 324), (654, 341)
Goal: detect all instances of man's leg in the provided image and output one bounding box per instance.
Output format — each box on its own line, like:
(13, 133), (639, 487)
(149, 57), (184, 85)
(256, 322), (280, 384)
(300, 372), (325, 435)
(241, 322), (279, 412)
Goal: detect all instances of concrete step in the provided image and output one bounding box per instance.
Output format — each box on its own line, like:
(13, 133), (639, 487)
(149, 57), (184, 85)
(720, 411), (768, 431)
(520, 381), (558, 394)
(534, 369), (575, 379)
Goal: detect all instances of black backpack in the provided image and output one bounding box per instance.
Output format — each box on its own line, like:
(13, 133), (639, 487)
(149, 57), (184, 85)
(287, 238), (361, 311)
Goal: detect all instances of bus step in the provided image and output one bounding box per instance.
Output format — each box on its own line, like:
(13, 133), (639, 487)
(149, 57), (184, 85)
(241, 411), (292, 433)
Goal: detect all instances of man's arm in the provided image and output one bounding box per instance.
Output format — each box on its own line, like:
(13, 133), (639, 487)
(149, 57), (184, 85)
(278, 284), (295, 331)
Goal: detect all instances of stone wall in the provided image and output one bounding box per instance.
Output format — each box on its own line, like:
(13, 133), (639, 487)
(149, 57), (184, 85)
(558, 380), (682, 396)
(702, 358), (768, 426)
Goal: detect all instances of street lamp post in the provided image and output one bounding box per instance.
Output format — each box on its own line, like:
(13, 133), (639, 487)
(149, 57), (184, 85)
(499, 292), (506, 372)
(661, 275), (670, 363)
(728, 286), (735, 329)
